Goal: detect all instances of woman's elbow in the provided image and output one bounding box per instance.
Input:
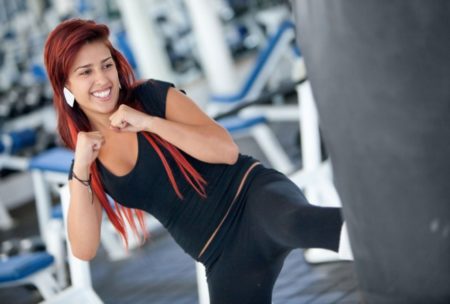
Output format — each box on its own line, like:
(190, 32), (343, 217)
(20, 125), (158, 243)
(71, 247), (97, 261)
(68, 236), (98, 261)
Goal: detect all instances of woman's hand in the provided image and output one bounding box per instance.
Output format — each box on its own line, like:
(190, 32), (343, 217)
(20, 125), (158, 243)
(109, 104), (153, 133)
(74, 131), (105, 174)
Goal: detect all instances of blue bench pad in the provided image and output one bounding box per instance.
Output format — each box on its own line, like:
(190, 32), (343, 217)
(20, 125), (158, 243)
(0, 252), (54, 283)
(218, 115), (267, 133)
(29, 147), (74, 173)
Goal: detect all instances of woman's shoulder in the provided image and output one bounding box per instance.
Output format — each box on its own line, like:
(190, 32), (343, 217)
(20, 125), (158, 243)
(133, 79), (175, 96)
(132, 79), (176, 118)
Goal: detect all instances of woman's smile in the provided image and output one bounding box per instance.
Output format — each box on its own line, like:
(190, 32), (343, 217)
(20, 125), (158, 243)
(91, 87), (112, 101)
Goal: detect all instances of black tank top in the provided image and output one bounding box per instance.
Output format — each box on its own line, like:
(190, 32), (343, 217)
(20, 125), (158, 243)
(96, 79), (259, 260)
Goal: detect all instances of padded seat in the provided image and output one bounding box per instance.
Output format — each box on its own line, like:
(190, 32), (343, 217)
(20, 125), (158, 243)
(0, 252), (54, 283)
(218, 115), (267, 133)
(0, 129), (37, 154)
(29, 147), (73, 173)
(218, 114), (294, 174)
(0, 251), (60, 300)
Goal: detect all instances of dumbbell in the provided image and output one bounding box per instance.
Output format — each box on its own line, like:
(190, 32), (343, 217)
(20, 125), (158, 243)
(0, 236), (46, 258)
(0, 238), (21, 258)
(0, 90), (16, 120)
(18, 235), (46, 254)
(22, 85), (42, 114)
(11, 86), (29, 117)
(0, 128), (37, 155)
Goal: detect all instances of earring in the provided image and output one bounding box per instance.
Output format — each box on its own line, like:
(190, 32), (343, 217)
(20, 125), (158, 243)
(63, 87), (75, 107)
(119, 83), (122, 89)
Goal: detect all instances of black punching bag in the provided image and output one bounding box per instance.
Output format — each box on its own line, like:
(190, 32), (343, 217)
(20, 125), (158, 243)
(292, 1), (450, 303)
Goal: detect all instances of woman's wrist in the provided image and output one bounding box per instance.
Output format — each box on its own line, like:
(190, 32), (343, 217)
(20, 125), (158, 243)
(73, 161), (90, 180)
(71, 163), (94, 205)
(145, 115), (158, 133)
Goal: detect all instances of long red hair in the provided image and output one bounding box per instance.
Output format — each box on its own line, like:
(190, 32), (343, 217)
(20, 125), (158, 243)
(44, 19), (207, 248)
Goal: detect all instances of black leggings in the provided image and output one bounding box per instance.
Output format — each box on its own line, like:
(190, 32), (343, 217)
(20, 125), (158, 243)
(205, 168), (343, 304)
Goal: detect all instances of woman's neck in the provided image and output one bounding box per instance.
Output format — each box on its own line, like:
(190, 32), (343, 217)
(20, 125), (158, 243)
(85, 110), (113, 133)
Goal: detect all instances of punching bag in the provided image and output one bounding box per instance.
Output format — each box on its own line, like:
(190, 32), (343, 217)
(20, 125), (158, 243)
(292, 1), (450, 303)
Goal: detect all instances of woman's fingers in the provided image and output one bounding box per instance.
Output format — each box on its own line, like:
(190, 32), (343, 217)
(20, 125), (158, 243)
(109, 105), (144, 132)
(91, 137), (105, 151)
(109, 108), (128, 129)
(75, 131), (105, 167)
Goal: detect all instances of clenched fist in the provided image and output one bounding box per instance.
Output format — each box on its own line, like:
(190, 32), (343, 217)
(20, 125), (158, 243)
(73, 131), (105, 175)
(109, 104), (154, 133)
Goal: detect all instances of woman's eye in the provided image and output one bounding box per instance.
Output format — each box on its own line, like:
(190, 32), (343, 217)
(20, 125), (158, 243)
(80, 69), (91, 76)
(104, 63), (114, 69)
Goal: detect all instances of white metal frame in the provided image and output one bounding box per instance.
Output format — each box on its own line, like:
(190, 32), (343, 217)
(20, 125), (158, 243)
(0, 154), (31, 230)
(42, 184), (103, 304)
(0, 261), (61, 301)
(289, 79), (346, 263)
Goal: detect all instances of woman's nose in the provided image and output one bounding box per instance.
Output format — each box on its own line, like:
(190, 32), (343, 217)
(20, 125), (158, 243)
(93, 68), (109, 85)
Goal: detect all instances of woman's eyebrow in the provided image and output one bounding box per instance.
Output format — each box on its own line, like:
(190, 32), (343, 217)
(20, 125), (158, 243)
(74, 56), (113, 72)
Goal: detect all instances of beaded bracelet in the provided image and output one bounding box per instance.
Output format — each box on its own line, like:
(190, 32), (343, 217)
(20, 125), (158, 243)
(72, 170), (93, 205)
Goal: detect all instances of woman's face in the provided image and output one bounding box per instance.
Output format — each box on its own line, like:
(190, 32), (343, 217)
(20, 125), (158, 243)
(66, 40), (121, 120)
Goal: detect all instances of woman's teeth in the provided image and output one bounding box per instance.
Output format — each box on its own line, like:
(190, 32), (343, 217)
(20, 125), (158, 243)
(92, 89), (111, 98)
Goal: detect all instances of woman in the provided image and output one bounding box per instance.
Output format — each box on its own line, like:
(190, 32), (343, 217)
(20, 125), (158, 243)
(44, 18), (346, 304)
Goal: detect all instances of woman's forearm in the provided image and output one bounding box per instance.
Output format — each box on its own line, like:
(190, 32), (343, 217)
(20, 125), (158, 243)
(67, 163), (102, 260)
(146, 116), (239, 164)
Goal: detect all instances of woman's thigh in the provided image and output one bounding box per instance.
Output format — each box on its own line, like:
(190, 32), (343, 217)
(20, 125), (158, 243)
(206, 212), (288, 304)
(245, 170), (343, 251)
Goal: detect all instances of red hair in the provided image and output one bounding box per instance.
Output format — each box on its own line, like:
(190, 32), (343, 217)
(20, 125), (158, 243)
(44, 19), (207, 248)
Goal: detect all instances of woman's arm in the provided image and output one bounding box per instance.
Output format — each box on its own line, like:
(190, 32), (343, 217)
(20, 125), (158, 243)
(67, 131), (104, 261)
(148, 88), (239, 164)
(110, 88), (239, 164)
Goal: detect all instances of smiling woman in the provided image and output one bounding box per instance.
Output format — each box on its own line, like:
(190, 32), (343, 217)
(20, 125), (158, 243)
(65, 42), (121, 120)
(44, 18), (347, 304)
